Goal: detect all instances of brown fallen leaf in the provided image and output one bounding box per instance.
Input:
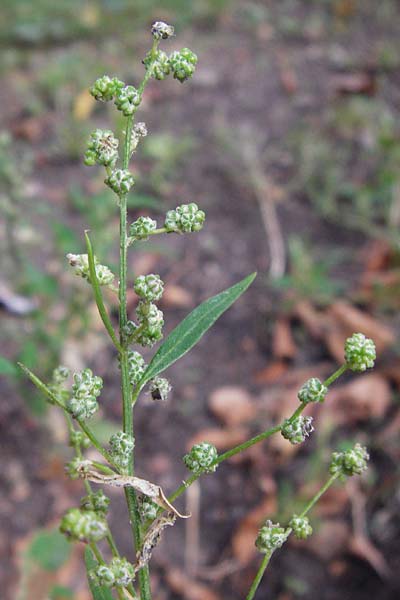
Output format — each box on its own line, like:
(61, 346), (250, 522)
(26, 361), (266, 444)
(332, 71), (377, 96)
(208, 386), (257, 427)
(162, 284), (193, 308)
(165, 568), (221, 600)
(328, 374), (391, 423)
(231, 497), (277, 566)
(293, 300), (326, 339)
(188, 427), (249, 451)
(254, 360), (289, 384)
(272, 317), (297, 359)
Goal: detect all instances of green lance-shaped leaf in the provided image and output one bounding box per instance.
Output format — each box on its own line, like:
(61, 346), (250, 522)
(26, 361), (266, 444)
(139, 272), (256, 386)
(84, 547), (114, 600)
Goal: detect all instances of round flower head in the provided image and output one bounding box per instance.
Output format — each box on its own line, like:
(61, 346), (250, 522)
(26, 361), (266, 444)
(130, 216), (157, 241)
(298, 378), (328, 404)
(93, 565), (115, 588)
(183, 442), (218, 474)
(80, 490), (110, 515)
(109, 431), (134, 470)
(66, 457), (91, 480)
(114, 85), (141, 116)
(289, 515), (313, 540)
(67, 253), (114, 286)
(60, 508), (108, 543)
(67, 368), (103, 420)
(134, 274), (164, 302)
(90, 76), (124, 102)
(126, 350), (146, 385)
(140, 499), (158, 521)
(330, 443), (369, 477)
(151, 21), (175, 40)
(255, 520), (288, 553)
(143, 49), (171, 80)
(69, 430), (91, 449)
(344, 333), (376, 372)
(84, 129), (119, 167)
(135, 302), (164, 347)
(149, 376), (171, 402)
(105, 169), (134, 195)
(281, 416), (314, 445)
(165, 203), (205, 233)
(110, 557), (135, 587)
(169, 48), (198, 82)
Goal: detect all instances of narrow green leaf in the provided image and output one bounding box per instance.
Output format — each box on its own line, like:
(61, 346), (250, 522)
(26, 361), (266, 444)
(84, 547), (114, 600)
(84, 231), (122, 352)
(139, 272), (256, 385)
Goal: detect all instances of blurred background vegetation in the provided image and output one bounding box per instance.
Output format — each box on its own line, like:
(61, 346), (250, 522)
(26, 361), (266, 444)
(1, 1), (400, 599)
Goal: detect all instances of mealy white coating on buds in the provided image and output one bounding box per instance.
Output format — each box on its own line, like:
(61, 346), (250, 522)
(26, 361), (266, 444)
(69, 430), (91, 449)
(289, 515), (313, 540)
(90, 76), (124, 102)
(84, 129), (119, 167)
(149, 376), (171, 401)
(298, 377), (328, 404)
(66, 253), (114, 286)
(65, 457), (92, 480)
(344, 333), (376, 372)
(130, 216), (157, 240)
(169, 48), (198, 83)
(151, 21), (175, 40)
(105, 168), (134, 194)
(134, 274), (164, 302)
(165, 202), (205, 233)
(92, 557), (135, 588)
(114, 85), (141, 116)
(330, 443), (369, 477)
(135, 301), (164, 346)
(143, 49), (171, 80)
(255, 520), (289, 553)
(281, 416), (314, 445)
(109, 431), (134, 470)
(67, 368), (103, 420)
(183, 442), (218, 474)
(60, 508), (108, 543)
(80, 490), (110, 515)
(126, 350), (146, 385)
(140, 499), (158, 521)
(130, 122), (148, 153)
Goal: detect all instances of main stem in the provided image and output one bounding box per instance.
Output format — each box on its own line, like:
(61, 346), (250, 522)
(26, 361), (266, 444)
(245, 552), (272, 600)
(119, 115), (152, 600)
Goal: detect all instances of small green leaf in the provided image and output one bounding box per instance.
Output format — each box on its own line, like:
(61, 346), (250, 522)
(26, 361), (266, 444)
(139, 272), (256, 385)
(85, 547), (114, 600)
(0, 355), (18, 376)
(28, 529), (70, 571)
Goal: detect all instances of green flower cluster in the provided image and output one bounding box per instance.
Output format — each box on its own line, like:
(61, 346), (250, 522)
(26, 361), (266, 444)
(65, 457), (91, 480)
(69, 430), (91, 449)
(165, 203), (205, 233)
(109, 431), (135, 471)
(289, 515), (313, 540)
(105, 168), (134, 194)
(298, 377), (327, 404)
(255, 520), (289, 554)
(80, 490), (110, 515)
(330, 443), (369, 477)
(144, 47), (197, 83)
(281, 416), (314, 445)
(149, 376), (171, 401)
(66, 253), (114, 286)
(130, 216), (157, 240)
(92, 557), (135, 588)
(344, 333), (376, 372)
(60, 508), (108, 543)
(67, 368), (103, 420)
(90, 76), (124, 102)
(183, 442), (218, 474)
(84, 129), (119, 167)
(126, 350), (146, 386)
(114, 85), (141, 116)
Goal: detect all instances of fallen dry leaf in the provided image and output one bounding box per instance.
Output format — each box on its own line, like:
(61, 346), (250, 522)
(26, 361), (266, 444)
(272, 317), (297, 359)
(328, 373), (391, 423)
(208, 386), (256, 427)
(254, 360), (289, 384)
(162, 284), (194, 308)
(165, 569), (221, 600)
(332, 71), (377, 96)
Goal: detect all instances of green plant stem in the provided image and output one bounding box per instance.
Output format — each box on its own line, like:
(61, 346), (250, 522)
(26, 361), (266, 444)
(299, 472), (339, 518)
(245, 552), (272, 600)
(323, 364), (347, 387)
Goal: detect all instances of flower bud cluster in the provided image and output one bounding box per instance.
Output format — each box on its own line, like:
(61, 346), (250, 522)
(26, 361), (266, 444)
(151, 21), (175, 40)
(130, 122), (148, 153)
(298, 377), (327, 404)
(183, 442), (218, 474)
(69, 430), (91, 449)
(90, 76), (124, 102)
(126, 350), (146, 386)
(289, 515), (313, 540)
(60, 508), (108, 543)
(149, 376), (171, 402)
(109, 431), (134, 471)
(169, 48), (198, 82)
(134, 274), (164, 302)
(92, 557), (135, 588)
(143, 49), (171, 81)
(140, 499), (158, 522)
(66, 457), (91, 480)
(344, 333), (376, 372)
(84, 129), (119, 167)
(130, 216), (157, 240)
(281, 416), (314, 445)
(114, 85), (141, 116)
(255, 520), (289, 554)
(105, 168), (134, 195)
(135, 302), (164, 347)
(165, 203), (205, 233)
(80, 490), (110, 515)
(67, 368), (103, 420)
(330, 443), (369, 477)
(67, 253), (114, 286)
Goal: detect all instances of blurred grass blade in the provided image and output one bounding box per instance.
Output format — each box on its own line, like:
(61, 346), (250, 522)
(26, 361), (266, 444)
(85, 231), (122, 352)
(139, 272), (256, 386)
(84, 547), (114, 600)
